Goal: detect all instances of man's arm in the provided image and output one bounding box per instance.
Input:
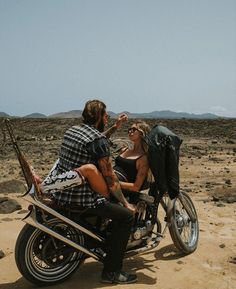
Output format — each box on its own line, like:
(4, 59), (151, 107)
(98, 156), (135, 212)
(103, 113), (128, 139)
(103, 124), (118, 139)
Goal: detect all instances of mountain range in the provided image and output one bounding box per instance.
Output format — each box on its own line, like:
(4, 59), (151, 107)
(0, 110), (225, 119)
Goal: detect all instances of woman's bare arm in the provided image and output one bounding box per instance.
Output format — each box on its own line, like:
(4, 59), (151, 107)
(119, 156), (149, 192)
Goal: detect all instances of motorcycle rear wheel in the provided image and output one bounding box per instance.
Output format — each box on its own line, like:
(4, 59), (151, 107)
(168, 192), (199, 254)
(15, 219), (85, 286)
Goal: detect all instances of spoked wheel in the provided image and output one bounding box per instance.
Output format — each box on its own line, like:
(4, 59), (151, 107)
(168, 191), (199, 254)
(15, 219), (85, 286)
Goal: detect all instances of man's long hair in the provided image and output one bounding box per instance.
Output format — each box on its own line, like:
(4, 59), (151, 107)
(82, 100), (106, 130)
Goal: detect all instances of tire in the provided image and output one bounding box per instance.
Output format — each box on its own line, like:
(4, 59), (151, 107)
(168, 191), (199, 254)
(15, 219), (85, 286)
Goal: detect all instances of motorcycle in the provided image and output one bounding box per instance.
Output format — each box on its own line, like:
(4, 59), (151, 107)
(15, 183), (199, 286)
(2, 119), (199, 286)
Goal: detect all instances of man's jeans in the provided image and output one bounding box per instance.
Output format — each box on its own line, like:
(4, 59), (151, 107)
(86, 201), (134, 272)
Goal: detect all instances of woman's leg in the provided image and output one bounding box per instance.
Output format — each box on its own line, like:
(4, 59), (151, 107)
(41, 164), (109, 197)
(75, 164), (109, 198)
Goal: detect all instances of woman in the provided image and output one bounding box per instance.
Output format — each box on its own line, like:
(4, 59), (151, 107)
(113, 121), (151, 192)
(40, 120), (151, 197)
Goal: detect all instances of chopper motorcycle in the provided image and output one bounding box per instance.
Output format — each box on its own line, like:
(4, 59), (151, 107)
(3, 119), (199, 286)
(15, 182), (198, 286)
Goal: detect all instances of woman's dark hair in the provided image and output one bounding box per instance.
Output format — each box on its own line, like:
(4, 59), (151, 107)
(82, 100), (106, 125)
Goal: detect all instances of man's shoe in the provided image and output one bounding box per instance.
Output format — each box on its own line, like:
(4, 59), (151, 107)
(101, 270), (137, 284)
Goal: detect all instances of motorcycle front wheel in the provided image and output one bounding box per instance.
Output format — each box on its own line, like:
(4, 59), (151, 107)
(15, 218), (85, 286)
(168, 191), (199, 254)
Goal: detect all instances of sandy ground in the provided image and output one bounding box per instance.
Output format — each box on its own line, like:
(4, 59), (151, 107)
(0, 192), (235, 289)
(0, 118), (236, 289)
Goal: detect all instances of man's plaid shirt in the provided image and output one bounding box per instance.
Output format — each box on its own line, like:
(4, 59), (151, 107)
(53, 123), (110, 208)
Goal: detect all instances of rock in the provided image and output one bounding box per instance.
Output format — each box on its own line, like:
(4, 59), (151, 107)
(226, 139), (235, 144)
(228, 256), (236, 264)
(1, 217), (14, 222)
(0, 199), (22, 213)
(17, 209), (29, 214)
(212, 196), (220, 202)
(208, 157), (222, 162)
(219, 243), (226, 249)
(225, 179), (232, 185)
(216, 203), (225, 207)
(192, 146), (201, 150)
(0, 197), (8, 203)
(0, 180), (26, 194)
(226, 196), (236, 203)
(0, 250), (5, 259)
(8, 168), (15, 175)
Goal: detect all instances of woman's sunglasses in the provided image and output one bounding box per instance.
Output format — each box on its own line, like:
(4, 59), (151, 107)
(128, 127), (139, 134)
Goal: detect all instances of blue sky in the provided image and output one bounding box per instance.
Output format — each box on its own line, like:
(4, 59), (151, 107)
(0, 0), (235, 117)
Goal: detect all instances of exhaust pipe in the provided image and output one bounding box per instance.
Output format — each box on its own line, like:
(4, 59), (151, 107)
(23, 185), (104, 242)
(24, 205), (102, 260)
(125, 235), (163, 258)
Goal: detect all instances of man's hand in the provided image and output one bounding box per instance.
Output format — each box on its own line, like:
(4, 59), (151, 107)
(103, 113), (128, 139)
(115, 113), (128, 129)
(124, 202), (136, 213)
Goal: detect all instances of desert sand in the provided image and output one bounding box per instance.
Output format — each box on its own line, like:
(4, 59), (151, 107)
(0, 118), (235, 289)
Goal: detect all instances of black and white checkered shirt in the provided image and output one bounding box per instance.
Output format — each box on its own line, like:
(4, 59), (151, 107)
(53, 123), (110, 208)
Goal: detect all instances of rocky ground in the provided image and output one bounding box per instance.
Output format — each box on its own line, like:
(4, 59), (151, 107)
(0, 117), (235, 289)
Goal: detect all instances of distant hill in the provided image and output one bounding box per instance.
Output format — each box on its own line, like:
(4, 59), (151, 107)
(49, 110), (83, 118)
(48, 109), (220, 119)
(23, 113), (47, 118)
(0, 112), (10, 118)
(0, 110), (224, 119)
(130, 110), (219, 119)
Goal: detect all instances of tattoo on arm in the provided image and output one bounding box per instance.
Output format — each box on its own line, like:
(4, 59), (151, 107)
(104, 176), (113, 187)
(98, 157), (127, 205)
(98, 157), (114, 185)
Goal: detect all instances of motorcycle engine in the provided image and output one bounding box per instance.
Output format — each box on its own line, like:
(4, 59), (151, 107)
(130, 200), (154, 242)
(132, 220), (153, 240)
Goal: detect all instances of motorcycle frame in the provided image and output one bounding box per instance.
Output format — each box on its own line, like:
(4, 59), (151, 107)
(22, 185), (169, 262)
(2, 119), (172, 261)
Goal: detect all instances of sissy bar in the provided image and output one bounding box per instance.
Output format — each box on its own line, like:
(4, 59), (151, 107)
(2, 118), (42, 198)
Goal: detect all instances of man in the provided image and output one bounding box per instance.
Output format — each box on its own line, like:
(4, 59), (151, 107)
(52, 100), (137, 284)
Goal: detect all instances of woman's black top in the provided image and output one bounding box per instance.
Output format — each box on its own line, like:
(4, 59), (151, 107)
(113, 154), (145, 183)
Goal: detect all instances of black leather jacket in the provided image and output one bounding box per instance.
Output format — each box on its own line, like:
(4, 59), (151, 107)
(145, 125), (182, 199)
